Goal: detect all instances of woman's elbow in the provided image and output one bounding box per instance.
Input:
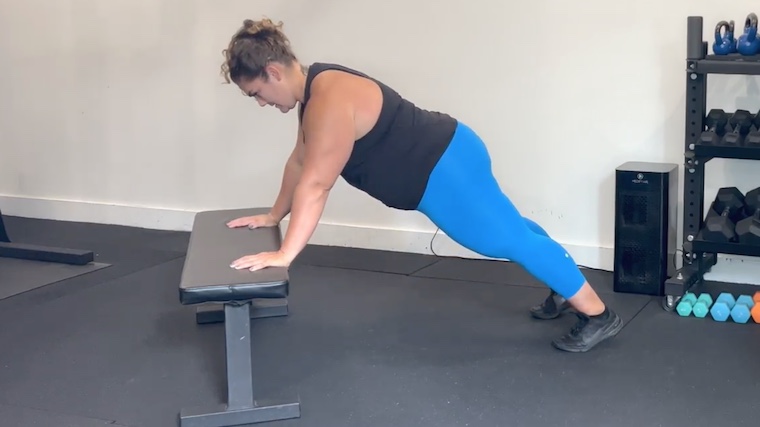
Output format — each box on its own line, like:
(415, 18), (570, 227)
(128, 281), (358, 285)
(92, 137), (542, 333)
(299, 177), (335, 194)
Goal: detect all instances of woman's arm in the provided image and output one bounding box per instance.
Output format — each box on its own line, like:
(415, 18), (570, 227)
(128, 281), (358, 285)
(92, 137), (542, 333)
(269, 125), (305, 222)
(278, 92), (356, 261)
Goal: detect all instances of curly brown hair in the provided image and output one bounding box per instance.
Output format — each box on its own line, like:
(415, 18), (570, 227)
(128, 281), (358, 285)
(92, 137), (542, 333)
(220, 18), (298, 84)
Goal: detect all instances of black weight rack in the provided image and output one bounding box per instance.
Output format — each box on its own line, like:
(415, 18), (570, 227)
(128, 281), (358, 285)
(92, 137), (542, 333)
(662, 16), (760, 310)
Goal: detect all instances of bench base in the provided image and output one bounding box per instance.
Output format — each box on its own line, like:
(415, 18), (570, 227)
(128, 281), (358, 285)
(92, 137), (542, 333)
(180, 300), (300, 427)
(195, 299), (289, 325)
(179, 400), (301, 427)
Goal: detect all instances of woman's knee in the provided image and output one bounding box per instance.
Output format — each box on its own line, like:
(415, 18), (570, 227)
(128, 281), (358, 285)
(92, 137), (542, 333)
(461, 226), (539, 261)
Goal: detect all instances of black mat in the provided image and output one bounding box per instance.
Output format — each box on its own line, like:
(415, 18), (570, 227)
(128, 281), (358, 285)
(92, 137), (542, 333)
(295, 244), (439, 275)
(412, 256), (617, 293)
(597, 300), (760, 426)
(2, 216), (759, 427)
(0, 258), (110, 301)
(0, 260), (654, 427)
(0, 403), (127, 427)
(0, 259), (194, 427)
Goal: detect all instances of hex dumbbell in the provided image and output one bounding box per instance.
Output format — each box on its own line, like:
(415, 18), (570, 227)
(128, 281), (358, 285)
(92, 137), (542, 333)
(736, 187), (760, 245)
(702, 187), (746, 242)
(744, 110), (760, 146)
(693, 294), (714, 318)
(721, 110), (754, 145)
(699, 109), (729, 144)
(710, 292), (736, 321)
(676, 293), (713, 317)
(730, 295), (755, 323)
(752, 301), (760, 323)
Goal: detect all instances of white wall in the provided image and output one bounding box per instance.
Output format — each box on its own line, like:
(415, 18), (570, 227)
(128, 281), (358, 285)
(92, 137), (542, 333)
(2, 0), (760, 284)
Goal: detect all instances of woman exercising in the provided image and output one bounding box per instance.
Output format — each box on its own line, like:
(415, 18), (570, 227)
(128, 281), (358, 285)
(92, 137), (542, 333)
(223, 18), (623, 353)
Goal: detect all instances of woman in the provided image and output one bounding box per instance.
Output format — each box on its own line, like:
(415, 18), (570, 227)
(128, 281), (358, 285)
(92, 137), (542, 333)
(223, 18), (622, 353)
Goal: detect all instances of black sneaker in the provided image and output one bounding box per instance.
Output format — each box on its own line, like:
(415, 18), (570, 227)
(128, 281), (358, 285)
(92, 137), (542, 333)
(551, 308), (623, 353)
(530, 290), (572, 320)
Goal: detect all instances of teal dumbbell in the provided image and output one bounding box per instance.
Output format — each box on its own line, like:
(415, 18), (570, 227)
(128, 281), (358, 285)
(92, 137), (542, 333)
(676, 292), (698, 316)
(692, 294), (714, 318)
(710, 292), (736, 321)
(730, 295), (755, 323)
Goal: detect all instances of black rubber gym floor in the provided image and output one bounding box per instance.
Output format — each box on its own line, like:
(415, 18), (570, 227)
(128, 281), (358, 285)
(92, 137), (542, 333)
(1, 215), (759, 427)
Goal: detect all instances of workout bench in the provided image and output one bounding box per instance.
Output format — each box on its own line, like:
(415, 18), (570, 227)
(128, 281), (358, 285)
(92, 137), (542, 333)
(178, 207), (301, 427)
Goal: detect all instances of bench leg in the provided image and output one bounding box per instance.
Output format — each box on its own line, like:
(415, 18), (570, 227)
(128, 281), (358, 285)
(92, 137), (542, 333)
(180, 302), (301, 427)
(195, 299), (289, 325)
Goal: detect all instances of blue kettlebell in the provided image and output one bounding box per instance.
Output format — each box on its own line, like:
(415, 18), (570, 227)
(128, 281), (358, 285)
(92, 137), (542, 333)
(713, 20), (737, 55)
(737, 13), (760, 55)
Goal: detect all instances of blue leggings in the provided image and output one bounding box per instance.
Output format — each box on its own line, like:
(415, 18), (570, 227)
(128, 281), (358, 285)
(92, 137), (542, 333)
(417, 121), (587, 299)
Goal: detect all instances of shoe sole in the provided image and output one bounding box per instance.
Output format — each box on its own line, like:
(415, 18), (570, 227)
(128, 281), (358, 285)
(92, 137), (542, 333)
(551, 313), (624, 353)
(530, 302), (572, 320)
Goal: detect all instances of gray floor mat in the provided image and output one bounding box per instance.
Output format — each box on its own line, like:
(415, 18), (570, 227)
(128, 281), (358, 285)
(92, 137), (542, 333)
(0, 258), (110, 300)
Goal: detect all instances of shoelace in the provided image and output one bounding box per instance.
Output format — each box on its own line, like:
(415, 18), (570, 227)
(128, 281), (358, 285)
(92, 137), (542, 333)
(569, 313), (590, 336)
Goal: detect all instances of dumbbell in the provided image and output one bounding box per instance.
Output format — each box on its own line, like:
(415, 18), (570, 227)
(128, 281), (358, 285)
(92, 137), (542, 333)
(720, 110), (753, 145)
(676, 292), (713, 317)
(699, 109), (729, 144)
(730, 295), (755, 323)
(710, 292), (736, 321)
(743, 111), (760, 146)
(736, 186), (760, 245)
(752, 291), (760, 322)
(702, 187), (746, 242)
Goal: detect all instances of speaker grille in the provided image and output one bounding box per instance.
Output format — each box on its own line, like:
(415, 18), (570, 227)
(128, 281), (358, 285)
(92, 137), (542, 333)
(621, 194), (649, 226)
(619, 192), (666, 229)
(616, 243), (660, 291)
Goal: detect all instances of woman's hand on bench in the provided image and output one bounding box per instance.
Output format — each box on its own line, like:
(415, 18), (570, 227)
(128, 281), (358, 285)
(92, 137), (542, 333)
(230, 249), (293, 272)
(225, 213), (278, 229)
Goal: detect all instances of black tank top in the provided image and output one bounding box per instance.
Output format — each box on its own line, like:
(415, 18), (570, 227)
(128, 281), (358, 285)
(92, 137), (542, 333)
(298, 63), (457, 210)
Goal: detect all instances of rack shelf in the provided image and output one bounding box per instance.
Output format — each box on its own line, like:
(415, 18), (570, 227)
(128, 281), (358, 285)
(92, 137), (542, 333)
(691, 238), (760, 258)
(693, 142), (760, 161)
(688, 55), (760, 76)
(663, 15), (760, 310)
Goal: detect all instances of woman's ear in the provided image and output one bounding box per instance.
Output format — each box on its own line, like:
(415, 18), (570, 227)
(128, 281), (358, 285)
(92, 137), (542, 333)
(265, 64), (282, 82)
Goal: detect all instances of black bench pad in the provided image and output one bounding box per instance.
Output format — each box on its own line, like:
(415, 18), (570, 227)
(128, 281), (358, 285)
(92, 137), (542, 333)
(179, 208), (289, 306)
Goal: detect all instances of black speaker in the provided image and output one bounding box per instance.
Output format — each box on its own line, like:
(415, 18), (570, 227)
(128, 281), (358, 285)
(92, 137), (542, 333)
(613, 162), (679, 296)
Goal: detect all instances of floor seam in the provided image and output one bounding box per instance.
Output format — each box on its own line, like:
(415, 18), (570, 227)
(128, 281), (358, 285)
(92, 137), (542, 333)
(0, 400), (123, 425)
(404, 259), (442, 276)
(293, 263), (625, 295)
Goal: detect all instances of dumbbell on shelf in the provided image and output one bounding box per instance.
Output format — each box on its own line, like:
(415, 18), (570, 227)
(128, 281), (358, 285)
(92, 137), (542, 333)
(699, 109), (729, 145)
(744, 111), (760, 146)
(676, 292), (713, 317)
(736, 186), (760, 245)
(721, 110), (754, 145)
(702, 187), (746, 242)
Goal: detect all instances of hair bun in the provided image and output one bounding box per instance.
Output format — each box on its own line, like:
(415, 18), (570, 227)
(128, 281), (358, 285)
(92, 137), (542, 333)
(243, 19), (254, 28)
